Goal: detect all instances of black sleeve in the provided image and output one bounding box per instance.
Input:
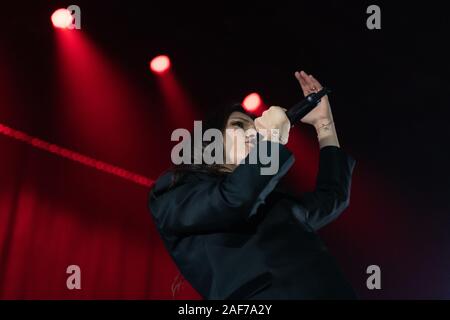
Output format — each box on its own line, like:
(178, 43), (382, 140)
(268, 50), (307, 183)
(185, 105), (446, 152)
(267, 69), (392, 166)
(291, 145), (356, 231)
(149, 139), (295, 235)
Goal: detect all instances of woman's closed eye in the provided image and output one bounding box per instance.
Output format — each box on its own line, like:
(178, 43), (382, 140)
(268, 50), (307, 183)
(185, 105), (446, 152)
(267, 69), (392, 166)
(231, 121), (245, 129)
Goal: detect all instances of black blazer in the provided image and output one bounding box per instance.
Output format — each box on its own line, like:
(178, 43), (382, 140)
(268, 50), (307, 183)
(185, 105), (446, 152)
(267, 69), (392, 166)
(148, 140), (357, 299)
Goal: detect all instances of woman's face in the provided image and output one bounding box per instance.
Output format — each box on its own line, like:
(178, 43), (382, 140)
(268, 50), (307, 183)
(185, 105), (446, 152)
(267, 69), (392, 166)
(223, 111), (257, 166)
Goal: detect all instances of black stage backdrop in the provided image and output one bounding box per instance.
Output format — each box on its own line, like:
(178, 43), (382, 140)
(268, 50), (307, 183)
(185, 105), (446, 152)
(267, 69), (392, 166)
(0, 1), (449, 299)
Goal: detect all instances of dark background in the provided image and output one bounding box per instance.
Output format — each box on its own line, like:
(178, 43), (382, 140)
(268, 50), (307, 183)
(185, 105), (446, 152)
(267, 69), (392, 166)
(0, 1), (449, 299)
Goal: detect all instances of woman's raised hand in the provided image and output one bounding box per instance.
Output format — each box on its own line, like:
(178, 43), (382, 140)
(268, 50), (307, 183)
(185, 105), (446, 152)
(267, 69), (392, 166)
(294, 70), (333, 127)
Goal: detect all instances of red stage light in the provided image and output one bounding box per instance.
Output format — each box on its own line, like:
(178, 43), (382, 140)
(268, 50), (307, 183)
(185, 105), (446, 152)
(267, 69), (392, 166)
(242, 92), (262, 112)
(150, 55), (171, 74)
(51, 8), (73, 29)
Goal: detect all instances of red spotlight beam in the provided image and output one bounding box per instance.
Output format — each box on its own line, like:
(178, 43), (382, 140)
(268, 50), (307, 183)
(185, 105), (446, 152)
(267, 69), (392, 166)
(0, 123), (154, 188)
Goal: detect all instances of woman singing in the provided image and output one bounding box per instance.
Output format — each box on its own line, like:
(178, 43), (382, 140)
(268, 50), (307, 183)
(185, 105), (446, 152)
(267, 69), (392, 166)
(148, 71), (357, 299)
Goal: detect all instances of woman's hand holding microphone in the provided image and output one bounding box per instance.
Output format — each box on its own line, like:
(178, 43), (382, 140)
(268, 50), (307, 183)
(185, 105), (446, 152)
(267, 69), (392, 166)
(295, 70), (340, 148)
(254, 106), (291, 145)
(254, 70), (340, 148)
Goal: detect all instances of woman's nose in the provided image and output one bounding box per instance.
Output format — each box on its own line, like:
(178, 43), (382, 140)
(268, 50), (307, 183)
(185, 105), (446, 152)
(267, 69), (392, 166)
(245, 128), (257, 141)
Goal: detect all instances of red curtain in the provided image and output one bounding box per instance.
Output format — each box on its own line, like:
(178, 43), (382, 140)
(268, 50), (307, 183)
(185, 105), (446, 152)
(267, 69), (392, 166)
(0, 134), (201, 299)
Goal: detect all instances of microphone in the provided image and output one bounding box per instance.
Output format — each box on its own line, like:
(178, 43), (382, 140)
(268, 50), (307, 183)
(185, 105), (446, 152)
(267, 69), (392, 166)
(286, 87), (331, 127)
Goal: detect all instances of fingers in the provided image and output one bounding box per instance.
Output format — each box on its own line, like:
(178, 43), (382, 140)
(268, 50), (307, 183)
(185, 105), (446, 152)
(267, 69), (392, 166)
(267, 106), (288, 120)
(256, 106), (289, 129)
(295, 70), (323, 95)
(254, 117), (267, 131)
(309, 74), (323, 91)
(295, 71), (308, 96)
(301, 71), (318, 93)
(294, 71), (303, 83)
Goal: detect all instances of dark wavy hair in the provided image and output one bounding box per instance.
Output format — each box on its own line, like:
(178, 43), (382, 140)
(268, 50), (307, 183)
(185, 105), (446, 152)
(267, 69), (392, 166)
(168, 102), (256, 189)
(160, 103), (256, 297)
